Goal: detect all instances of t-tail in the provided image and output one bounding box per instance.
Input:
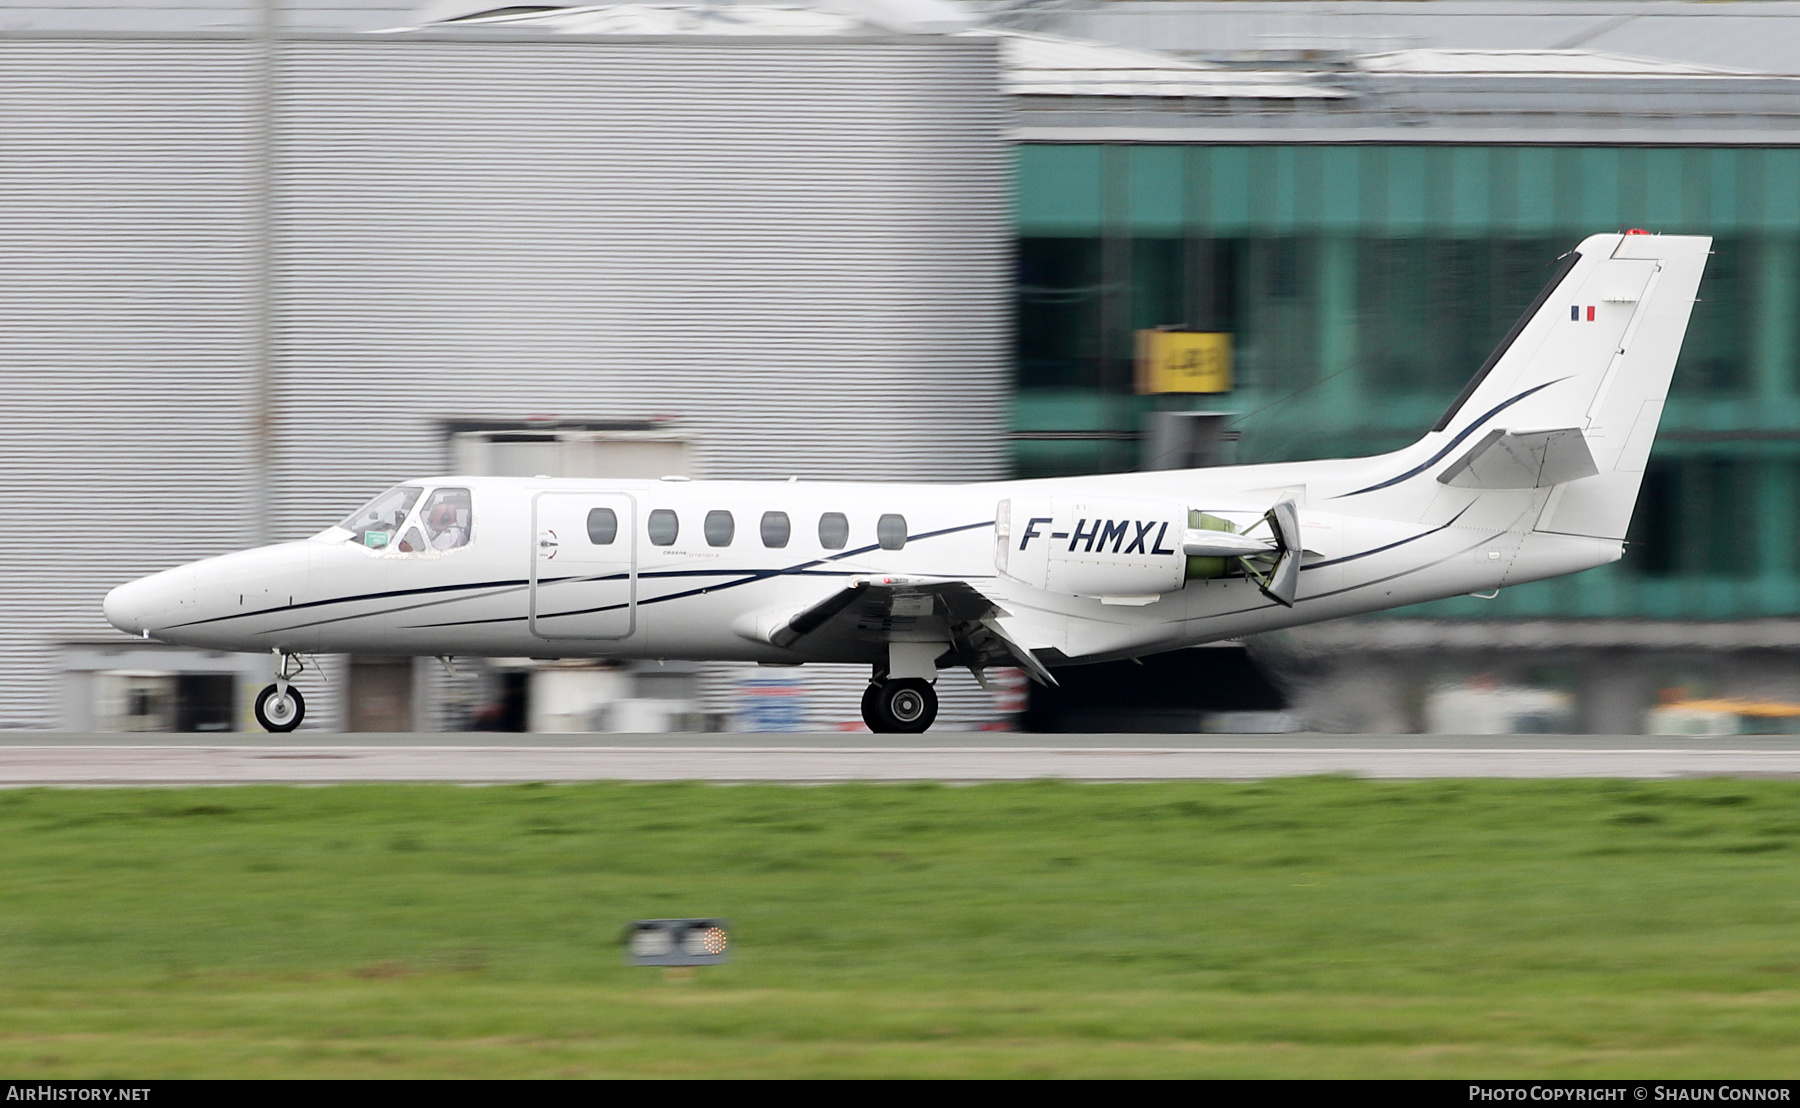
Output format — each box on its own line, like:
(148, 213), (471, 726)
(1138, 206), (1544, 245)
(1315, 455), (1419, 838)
(1332, 231), (1711, 545)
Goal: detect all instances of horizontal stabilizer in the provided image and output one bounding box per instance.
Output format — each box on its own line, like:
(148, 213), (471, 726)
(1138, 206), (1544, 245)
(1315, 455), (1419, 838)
(1438, 427), (1599, 490)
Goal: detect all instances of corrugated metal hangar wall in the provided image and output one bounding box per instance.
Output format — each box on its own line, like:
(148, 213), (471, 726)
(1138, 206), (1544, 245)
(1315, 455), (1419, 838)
(0, 31), (1011, 729)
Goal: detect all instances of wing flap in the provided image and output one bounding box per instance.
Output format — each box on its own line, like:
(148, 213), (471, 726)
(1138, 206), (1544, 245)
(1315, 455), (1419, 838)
(747, 577), (1057, 684)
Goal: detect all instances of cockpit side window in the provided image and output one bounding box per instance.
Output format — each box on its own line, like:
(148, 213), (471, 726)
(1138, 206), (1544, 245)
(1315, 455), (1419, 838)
(340, 486), (423, 550)
(420, 487), (473, 551)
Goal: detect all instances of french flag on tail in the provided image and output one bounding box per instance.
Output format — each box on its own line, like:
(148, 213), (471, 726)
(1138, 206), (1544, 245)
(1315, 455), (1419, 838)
(1571, 305), (1595, 321)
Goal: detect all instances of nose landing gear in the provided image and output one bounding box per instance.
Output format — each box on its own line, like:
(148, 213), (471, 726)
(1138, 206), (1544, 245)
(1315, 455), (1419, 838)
(254, 684), (306, 732)
(860, 677), (937, 734)
(254, 651), (308, 733)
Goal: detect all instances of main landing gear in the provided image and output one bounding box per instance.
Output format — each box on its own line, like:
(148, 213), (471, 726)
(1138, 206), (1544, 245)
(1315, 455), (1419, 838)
(254, 651), (308, 733)
(860, 678), (937, 734)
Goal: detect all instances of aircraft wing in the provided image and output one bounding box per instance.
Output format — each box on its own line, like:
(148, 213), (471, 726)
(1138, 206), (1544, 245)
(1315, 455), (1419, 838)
(742, 577), (1057, 685)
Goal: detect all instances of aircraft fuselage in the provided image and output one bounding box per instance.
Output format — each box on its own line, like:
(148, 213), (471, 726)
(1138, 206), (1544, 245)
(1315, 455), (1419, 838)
(103, 466), (1612, 668)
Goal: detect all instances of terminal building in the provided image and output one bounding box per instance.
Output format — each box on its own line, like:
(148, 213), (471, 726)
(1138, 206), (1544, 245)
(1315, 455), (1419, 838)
(990, 1), (1800, 732)
(5, 0), (1800, 733)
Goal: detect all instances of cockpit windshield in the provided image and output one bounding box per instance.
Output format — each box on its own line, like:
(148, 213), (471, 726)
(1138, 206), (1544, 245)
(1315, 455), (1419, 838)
(340, 486), (422, 549)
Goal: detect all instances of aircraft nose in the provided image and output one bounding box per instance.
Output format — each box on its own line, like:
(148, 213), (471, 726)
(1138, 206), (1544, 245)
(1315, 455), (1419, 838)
(103, 566), (195, 637)
(103, 580), (146, 635)
(103, 577), (158, 636)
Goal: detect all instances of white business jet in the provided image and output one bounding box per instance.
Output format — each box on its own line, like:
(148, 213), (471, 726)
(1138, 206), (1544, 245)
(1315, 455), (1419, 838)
(104, 232), (1709, 733)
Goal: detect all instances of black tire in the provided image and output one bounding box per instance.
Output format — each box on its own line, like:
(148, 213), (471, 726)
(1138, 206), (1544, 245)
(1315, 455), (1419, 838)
(254, 683), (305, 733)
(875, 678), (937, 734)
(860, 683), (884, 732)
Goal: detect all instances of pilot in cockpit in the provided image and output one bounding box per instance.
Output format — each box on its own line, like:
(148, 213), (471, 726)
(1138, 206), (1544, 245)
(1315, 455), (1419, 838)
(422, 487), (472, 551)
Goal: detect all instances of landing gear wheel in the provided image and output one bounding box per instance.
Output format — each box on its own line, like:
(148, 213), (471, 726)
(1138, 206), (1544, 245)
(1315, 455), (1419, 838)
(864, 678), (937, 734)
(861, 682), (882, 730)
(254, 684), (305, 733)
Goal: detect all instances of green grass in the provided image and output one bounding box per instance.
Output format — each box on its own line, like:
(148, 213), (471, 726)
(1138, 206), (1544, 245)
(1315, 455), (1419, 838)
(3, 777), (1800, 1076)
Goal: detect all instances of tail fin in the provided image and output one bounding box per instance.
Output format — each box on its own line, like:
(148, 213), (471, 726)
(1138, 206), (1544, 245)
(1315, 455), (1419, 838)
(1339, 232), (1710, 541)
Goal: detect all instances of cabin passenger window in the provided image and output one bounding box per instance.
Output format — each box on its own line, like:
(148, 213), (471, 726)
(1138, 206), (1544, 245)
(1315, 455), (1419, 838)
(704, 510), (735, 547)
(340, 485), (422, 550)
(819, 512), (848, 550)
(878, 514), (908, 550)
(761, 511), (790, 548)
(587, 507), (618, 545)
(420, 487), (472, 551)
(647, 509), (679, 546)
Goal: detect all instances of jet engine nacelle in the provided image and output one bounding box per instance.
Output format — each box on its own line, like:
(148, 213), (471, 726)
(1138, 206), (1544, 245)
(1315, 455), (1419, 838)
(995, 497), (1188, 601)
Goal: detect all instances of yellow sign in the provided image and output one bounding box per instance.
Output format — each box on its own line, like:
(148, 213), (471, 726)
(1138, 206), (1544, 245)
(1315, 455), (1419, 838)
(1136, 330), (1232, 394)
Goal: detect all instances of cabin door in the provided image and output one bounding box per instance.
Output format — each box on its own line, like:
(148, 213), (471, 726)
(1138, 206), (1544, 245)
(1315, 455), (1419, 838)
(530, 492), (636, 640)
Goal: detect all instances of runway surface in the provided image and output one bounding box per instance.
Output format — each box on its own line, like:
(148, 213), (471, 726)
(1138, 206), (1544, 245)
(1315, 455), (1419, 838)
(3, 732), (1800, 784)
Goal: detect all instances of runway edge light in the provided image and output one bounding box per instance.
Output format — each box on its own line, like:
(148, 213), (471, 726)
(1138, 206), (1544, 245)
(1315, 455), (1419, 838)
(625, 918), (731, 967)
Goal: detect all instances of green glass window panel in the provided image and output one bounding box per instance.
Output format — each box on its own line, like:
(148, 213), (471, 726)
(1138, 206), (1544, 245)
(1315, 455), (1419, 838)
(1358, 144), (1386, 227)
(1643, 147), (1686, 229)
(1385, 146), (1428, 233)
(1624, 456), (1755, 579)
(1012, 437), (1137, 480)
(1422, 145), (1454, 233)
(1707, 458), (1758, 578)
(1019, 144), (1800, 240)
(1316, 234), (1359, 386)
(1572, 566), (1619, 618)
(1247, 146), (1303, 233)
(1184, 236), (1242, 333)
(1318, 146), (1361, 231)
(1355, 237), (1558, 402)
(1017, 237), (1103, 390)
(1126, 145), (1184, 235)
(1131, 238), (1186, 330)
(1624, 461), (1677, 577)
(1751, 234), (1797, 400)
(1551, 146), (1584, 233)
(1487, 146), (1519, 232)
(1012, 388), (1137, 434)
(1516, 147), (1556, 234)
(1788, 236), (1800, 396)
(1675, 236), (1751, 394)
(1294, 145), (1328, 234)
(1615, 146), (1648, 228)
(1577, 147), (1620, 231)
(1681, 148), (1714, 229)
(1016, 145), (1103, 236)
(1448, 146), (1491, 235)
(1768, 149), (1800, 230)
(1205, 146), (1252, 235)
(1710, 147), (1739, 231)
(1737, 147), (1765, 231)
(1755, 459), (1798, 581)
(1236, 236), (1318, 400)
